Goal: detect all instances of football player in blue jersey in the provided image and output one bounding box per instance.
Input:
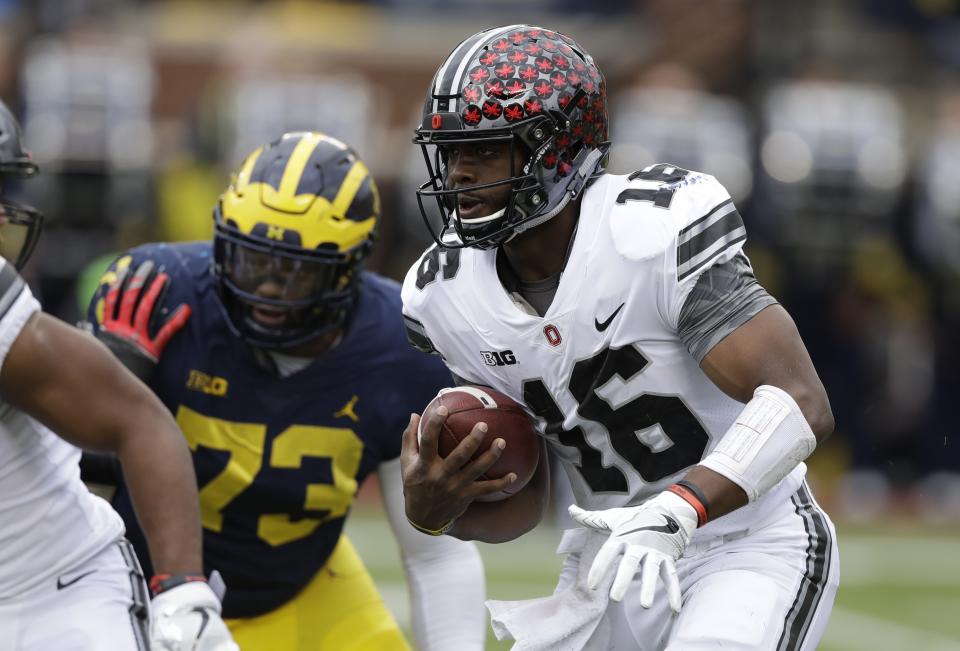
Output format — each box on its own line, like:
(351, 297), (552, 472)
(85, 131), (486, 651)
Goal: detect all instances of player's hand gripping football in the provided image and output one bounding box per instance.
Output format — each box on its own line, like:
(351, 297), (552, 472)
(569, 491), (698, 611)
(400, 408), (515, 533)
(98, 260), (191, 377)
(150, 577), (239, 651)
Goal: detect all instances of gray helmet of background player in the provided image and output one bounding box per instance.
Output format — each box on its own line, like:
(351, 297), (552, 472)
(414, 24), (610, 249)
(0, 99), (43, 269)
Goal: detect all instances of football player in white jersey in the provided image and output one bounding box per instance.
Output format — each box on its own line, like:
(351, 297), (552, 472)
(400, 25), (839, 650)
(0, 99), (237, 651)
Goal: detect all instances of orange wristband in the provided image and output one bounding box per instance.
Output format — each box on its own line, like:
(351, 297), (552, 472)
(667, 481), (709, 527)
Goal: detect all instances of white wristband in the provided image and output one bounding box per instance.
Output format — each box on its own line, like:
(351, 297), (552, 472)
(699, 385), (817, 502)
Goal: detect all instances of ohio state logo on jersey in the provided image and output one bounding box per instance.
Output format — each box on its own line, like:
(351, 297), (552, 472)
(543, 324), (561, 347)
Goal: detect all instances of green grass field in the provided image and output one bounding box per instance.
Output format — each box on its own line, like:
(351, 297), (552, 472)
(346, 508), (960, 650)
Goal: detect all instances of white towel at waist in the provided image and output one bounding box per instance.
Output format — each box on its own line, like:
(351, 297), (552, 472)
(486, 528), (614, 651)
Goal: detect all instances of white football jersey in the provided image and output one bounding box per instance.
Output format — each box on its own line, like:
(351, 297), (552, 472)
(0, 261), (124, 598)
(402, 167), (804, 538)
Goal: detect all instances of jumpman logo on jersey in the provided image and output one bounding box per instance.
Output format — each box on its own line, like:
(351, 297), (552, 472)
(334, 395), (360, 422)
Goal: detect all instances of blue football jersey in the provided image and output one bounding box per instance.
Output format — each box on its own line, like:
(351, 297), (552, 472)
(88, 242), (452, 617)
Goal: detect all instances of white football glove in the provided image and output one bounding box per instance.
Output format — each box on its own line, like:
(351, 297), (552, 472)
(569, 491), (698, 611)
(150, 581), (239, 651)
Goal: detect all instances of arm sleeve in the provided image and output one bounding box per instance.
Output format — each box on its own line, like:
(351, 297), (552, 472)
(0, 261), (40, 373)
(378, 458), (487, 651)
(676, 252), (778, 362)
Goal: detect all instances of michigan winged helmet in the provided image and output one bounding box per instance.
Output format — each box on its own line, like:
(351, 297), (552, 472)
(214, 131), (379, 348)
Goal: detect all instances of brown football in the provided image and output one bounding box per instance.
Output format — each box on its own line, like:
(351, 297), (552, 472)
(420, 385), (540, 502)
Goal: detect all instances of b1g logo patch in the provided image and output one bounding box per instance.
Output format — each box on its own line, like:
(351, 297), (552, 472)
(481, 350), (517, 367)
(186, 370), (229, 397)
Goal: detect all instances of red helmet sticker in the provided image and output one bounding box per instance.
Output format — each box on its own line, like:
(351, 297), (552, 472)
(508, 49), (527, 65)
(469, 66), (491, 83)
(482, 100), (503, 120)
(566, 71), (582, 87)
(518, 64), (539, 81)
(552, 54), (570, 70)
(462, 105), (482, 126)
(509, 31), (527, 45)
(479, 50), (498, 66)
(542, 149), (558, 168)
(555, 132), (572, 150)
(524, 98), (544, 115)
(558, 91), (573, 109)
(504, 104), (525, 122)
(484, 79), (506, 98)
(462, 85), (482, 104)
(558, 43), (575, 57)
(524, 42), (542, 57)
(495, 61), (516, 79)
(525, 28), (542, 39)
(431, 114), (442, 129)
(533, 80), (554, 99)
(550, 71), (568, 90)
(504, 78), (526, 96)
(534, 56), (555, 73)
(492, 38), (510, 53)
(540, 39), (558, 53)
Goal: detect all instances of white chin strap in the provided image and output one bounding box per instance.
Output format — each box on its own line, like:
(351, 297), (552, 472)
(457, 207), (506, 225)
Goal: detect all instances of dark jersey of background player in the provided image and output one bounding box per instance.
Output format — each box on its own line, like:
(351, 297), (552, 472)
(87, 241), (452, 617)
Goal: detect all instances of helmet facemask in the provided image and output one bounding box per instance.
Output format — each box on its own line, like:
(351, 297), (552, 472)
(415, 119), (554, 249)
(0, 199), (43, 270)
(213, 209), (369, 350)
(0, 101), (43, 269)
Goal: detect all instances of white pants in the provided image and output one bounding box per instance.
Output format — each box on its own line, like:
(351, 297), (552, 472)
(0, 539), (149, 651)
(561, 482), (840, 651)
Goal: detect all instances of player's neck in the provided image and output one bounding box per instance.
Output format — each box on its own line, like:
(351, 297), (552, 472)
(500, 202), (580, 282)
(283, 328), (344, 357)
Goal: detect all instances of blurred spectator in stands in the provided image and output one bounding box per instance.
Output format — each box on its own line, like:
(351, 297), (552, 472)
(609, 62), (753, 204)
(19, 36), (154, 320)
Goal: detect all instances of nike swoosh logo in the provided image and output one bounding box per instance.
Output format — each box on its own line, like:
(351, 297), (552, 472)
(57, 569), (97, 590)
(619, 515), (680, 537)
(595, 303), (625, 332)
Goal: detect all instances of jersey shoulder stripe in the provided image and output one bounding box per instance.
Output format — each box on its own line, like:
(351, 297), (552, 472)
(403, 314), (439, 356)
(0, 261), (26, 321)
(676, 198), (746, 281)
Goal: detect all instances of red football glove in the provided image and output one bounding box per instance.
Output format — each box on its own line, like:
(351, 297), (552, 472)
(100, 260), (192, 366)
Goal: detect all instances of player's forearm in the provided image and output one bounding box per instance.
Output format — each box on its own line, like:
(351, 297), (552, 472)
(115, 414), (203, 575)
(451, 450), (549, 543)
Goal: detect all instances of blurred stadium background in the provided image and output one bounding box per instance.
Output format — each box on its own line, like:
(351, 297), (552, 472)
(1, 0), (957, 648)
